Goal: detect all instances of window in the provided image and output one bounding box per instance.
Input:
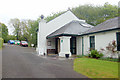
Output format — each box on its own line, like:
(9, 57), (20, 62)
(90, 36), (95, 50)
(116, 32), (120, 51)
(82, 37), (84, 55)
(47, 41), (51, 46)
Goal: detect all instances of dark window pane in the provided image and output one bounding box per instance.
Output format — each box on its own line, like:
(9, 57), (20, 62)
(117, 32), (120, 51)
(90, 36), (95, 50)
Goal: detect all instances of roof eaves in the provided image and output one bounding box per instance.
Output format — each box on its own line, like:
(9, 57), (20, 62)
(46, 33), (79, 39)
(79, 28), (120, 36)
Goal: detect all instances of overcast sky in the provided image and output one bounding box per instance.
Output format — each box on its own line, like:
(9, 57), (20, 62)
(0, 0), (119, 34)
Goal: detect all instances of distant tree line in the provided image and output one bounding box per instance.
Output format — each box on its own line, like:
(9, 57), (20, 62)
(9, 19), (38, 47)
(44, 2), (118, 26)
(0, 23), (8, 43)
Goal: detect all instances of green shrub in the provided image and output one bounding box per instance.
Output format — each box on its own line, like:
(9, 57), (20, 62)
(0, 38), (3, 48)
(89, 50), (104, 59)
(28, 43), (30, 47)
(98, 57), (119, 62)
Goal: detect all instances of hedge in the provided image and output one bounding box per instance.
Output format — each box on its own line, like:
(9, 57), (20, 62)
(0, 38), (3, 48)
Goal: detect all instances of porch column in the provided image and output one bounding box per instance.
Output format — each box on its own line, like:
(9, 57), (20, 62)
(59, 36), (71, 57)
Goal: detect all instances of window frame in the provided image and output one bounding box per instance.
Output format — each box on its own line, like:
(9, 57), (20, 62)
(47, 41), (51, 46)
(90, 36), (95, 50)
(116, 32), (120, 51)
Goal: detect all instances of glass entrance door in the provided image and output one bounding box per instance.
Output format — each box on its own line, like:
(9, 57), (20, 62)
(70, 37), (76, 55)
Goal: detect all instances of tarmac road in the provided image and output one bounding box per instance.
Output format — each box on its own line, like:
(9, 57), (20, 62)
(2, 44), (88, 78)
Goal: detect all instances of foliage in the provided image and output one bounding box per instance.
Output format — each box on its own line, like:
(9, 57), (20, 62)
(72, 3), (118, 26)
(0, 24), (1, 38)
(43, 11), (65, 22)
(20, 20), (38, 47)
(9, 19), (38, 47)
(0, 23), (8, 43)
(6, 35), (16, 42)
(74, 58), (118, 78)
(106, 40), (118, 58)
(9, 18), (21, 40)
(0, 38), (3, 48)
(89, 50), (104, 59)
(44, 3), (118, 26)
(98, 57), (119, 62)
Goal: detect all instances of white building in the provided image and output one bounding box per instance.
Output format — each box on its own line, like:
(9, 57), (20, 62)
(37, 10), (120, 58)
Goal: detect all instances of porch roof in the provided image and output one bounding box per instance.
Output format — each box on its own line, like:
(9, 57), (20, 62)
(46, 20), (93, 38)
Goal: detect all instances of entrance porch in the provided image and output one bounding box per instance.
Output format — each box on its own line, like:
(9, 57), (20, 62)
(47, 36), (77, 57)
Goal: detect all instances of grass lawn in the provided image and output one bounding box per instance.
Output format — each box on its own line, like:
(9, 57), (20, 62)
(74, 58), (119, 78)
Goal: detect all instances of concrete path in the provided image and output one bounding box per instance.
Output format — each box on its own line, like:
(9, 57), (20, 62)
(2, 44), (88, 78)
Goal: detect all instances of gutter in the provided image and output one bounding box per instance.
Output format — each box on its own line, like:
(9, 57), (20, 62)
(46, 33), (79, 39)
(79, 28), (120, 36)
(46, 28), (120, 39)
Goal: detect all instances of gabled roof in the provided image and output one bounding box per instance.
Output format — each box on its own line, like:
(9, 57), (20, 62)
(82, 17), (120, 35)
(47, 20), (93, 38)
(45, 10), (85, 36)
(47, 17), (120, 38)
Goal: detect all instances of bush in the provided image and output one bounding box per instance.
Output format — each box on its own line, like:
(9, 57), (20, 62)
(0, 38), (3, 48)
(89, 50), (104, 59)
(106, 40), (118, 58)
(98, 57), (119, 62)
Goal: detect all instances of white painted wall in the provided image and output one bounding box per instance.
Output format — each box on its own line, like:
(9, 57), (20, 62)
(47, 38), (55, 49)
(36, 31), (39, 52)
(81, 30), (120, 58)
(59, 36), (71, 57)
(46, 11), (85, 36)
(76, 37), (82, 55)
(83, 35), (90, 55)
(95, 31), (116, 50)
(76, 36), (90, 56)
(38, 19), (47, 55)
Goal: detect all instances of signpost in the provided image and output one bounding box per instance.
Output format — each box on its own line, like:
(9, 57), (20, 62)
(61, 40), (63, 43)
(31, 44), (34, 48)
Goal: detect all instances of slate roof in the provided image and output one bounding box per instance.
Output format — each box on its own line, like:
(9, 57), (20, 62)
(47, 17), (120, 38)
(83, 17), (120, 35)
(47, 20), (93, 38)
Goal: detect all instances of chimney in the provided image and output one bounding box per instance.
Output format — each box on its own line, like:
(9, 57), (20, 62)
(38, 15), (47, 55)
(41, 15), (44, 20)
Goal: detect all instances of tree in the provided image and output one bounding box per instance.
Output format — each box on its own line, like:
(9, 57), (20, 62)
(9, 18), (21, 40)
(103, 2), (118, 19)
(29, 20), (38, 47)
(0, 23), (8, 43)
(43, 3), (118, 26)
(6, 35), (16, 42)
(38, 11), (65, 22)
(72, 3), (118, 26)
(9, 18), (39, 47)
(0, 23), (2, 38)
(20, 19), (38, 47)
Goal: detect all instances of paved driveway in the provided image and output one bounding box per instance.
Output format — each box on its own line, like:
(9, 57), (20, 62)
(2, 44), (88, 78)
